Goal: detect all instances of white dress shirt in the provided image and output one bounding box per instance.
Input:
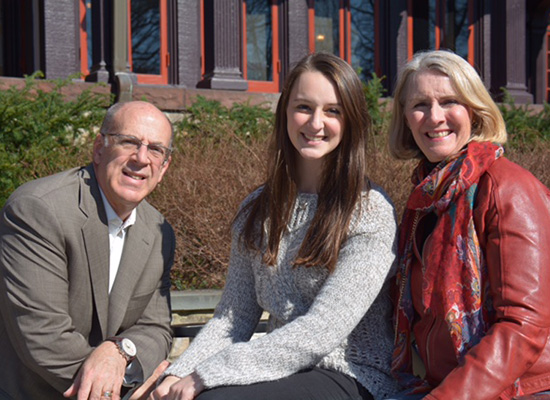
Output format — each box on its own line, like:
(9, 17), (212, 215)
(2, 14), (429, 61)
(99, 189), (136, 293)
(99, 189), (142, 387)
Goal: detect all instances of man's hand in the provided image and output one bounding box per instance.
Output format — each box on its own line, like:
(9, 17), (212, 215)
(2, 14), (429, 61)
(148, 372), (204, 400)
(63, 341), (127, 400)
(128, 360), (170, 400)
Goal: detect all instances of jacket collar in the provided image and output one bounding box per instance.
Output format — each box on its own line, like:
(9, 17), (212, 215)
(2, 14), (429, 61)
(77, 164), (153, 337)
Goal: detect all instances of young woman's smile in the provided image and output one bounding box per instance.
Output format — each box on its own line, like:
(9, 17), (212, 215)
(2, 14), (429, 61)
(286, 70), (343, 189)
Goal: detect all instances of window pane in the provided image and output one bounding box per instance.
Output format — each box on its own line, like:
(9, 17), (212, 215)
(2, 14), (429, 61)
(131, 0), (160, 75)
(429, 0), (436, 49)
(314, 0), (339, 55)
(449, 0), (469, 58)
(411, 0), (439, 53)
(246, 0), (272, 81)
(350, 0), (375, 82)
(413, 0), (469, 58)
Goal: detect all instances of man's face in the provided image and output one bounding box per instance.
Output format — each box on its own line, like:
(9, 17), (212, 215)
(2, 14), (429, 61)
(93, 102), (172, 220)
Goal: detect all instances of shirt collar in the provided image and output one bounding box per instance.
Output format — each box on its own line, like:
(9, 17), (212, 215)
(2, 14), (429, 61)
(99, 188), (137, 233)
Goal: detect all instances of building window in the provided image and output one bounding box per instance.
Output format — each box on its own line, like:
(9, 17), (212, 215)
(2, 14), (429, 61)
(129, 0), (169, 84)
(243, 0), (280, 93)
(1, 0), (41, 78)
(308, 0), (377, 83)
(312, 1), (341, 55)
(350, 0), (377, 81)
(408, 0), (474, 65)
(79, 0), (169, 84)
(80, 0), (92, 76)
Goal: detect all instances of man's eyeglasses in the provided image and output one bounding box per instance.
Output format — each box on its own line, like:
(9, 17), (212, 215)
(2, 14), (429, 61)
(101, 132), (172, 164)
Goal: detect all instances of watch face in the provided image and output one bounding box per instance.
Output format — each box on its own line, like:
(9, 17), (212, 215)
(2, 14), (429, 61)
(121, 338), (137, 357)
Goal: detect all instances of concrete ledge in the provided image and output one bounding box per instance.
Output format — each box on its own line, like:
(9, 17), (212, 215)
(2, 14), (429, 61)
(170, 289), (223, 312)
(0, 77), (280, 113)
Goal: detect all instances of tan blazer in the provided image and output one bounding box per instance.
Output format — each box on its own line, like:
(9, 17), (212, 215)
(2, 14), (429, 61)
(0, 165), (175, 399)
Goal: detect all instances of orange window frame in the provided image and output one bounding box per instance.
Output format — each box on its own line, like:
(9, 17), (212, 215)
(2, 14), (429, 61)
(339, 0), (346, 60)
(79, 0), (169, 83)
(128, 0), (169, 84)
(407, 0), (475, 65)
(308, 0), (347, 60)
(467, 0), (474, 66)
(242, 0), (281, 93)
(407, 0), (414, 60)
(307, 0), (381, 75)
(79, 0), (91, 77)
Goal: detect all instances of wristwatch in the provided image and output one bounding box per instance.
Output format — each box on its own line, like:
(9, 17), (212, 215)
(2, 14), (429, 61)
(107, 336), (137, 363)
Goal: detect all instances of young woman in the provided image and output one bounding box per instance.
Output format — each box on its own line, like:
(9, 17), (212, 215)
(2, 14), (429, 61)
(150, 52), (401, 400)
(388, 50), (550, 399)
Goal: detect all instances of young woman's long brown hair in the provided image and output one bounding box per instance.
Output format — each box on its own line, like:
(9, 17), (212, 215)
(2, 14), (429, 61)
(238, 52), (371, 273)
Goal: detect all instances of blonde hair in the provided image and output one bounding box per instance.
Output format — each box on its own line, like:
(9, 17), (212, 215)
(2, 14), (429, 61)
(388, 50), (507, 160)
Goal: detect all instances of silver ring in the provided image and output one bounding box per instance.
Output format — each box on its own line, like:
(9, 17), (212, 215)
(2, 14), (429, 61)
(103, 391), (112, 398)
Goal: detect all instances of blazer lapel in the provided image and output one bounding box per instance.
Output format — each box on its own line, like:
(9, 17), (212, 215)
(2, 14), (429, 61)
(79, 165), (110, 339)
(107, 207), (153, 336)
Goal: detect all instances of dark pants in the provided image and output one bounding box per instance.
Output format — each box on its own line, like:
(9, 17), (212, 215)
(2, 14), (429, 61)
(195, 367), (373, 400)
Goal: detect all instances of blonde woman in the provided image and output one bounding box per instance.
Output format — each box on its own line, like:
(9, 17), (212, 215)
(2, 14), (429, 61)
(388, 50), (550, 399)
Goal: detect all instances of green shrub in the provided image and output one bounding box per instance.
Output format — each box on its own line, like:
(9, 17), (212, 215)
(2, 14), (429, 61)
(0, 72), (111, 207)
(363, 72), (389, 136)
(177, 95), (273, 142)
(2, 75), (550, 290)
(498, 88), (550, 149)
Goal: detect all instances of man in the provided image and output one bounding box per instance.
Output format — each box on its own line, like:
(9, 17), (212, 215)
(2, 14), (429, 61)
(0, 101), (175, 399)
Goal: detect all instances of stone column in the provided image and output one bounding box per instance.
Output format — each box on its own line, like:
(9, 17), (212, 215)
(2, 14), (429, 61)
(198, 0), (247, 90)
(501, 0), (533, 103)
(111, 0), (137, 102)
(287, 1), (309, 69)
(528, 4), (550, 103)
(177, 0), (202, 88)
(112, 0), (130, 74)
(386, 0), (409, 95)
(43, 0), (80, 79)
(478, 0), (492, 91)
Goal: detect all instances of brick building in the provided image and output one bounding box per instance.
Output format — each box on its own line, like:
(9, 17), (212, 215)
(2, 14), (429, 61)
(1, 0), (549, 109)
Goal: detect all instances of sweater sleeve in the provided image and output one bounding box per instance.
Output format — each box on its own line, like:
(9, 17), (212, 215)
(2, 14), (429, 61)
(167, 188), (397, 388)
(163, 225), (264, 379)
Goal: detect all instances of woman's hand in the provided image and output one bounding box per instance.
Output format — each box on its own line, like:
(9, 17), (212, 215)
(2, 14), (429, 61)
(129, 360), (170, 399)
(148, 373), (204, 400)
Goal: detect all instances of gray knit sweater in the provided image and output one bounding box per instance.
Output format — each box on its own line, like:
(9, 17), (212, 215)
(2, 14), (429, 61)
(164, 184), (401, 399)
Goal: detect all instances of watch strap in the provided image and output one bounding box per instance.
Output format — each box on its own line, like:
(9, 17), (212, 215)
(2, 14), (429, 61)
(107, 336), (136, 364)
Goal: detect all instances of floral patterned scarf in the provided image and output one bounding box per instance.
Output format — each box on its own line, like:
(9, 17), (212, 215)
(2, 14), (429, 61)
(391, 141), (504, 390)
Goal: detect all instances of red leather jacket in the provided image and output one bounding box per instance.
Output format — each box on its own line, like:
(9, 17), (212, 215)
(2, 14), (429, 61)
(410, 157), (550, 400)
